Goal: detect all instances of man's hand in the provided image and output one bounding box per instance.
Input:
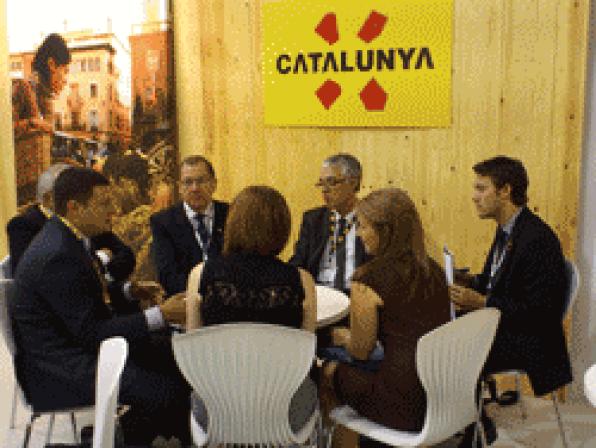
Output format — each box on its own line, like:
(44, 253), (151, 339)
(454, 270), (475, 287)
(449, 284), (486, 310)
(331, 327), (351, 348)
(130, 281), (165, 308)
(159, 292), (186, 324)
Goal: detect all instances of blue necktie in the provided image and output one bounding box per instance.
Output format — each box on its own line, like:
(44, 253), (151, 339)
(194, 214), (210, 251)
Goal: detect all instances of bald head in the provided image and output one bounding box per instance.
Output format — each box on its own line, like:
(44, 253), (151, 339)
(37, 163), (72, 208)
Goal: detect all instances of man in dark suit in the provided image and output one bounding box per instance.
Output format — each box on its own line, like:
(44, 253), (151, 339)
(450, 156), (571, 446)
(290, 153), (367, 294)
(9, 167), (190, 445)
(7, 163), (135, 282)
(5, 164), (159, 313)
(151, 155), (229, 296)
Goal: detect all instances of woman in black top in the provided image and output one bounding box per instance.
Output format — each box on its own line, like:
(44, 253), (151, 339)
(185, 185), (317, 432)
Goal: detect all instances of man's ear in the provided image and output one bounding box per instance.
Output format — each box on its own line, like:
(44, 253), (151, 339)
(65, 199), (78, 215)
(498, 183), (512, 201)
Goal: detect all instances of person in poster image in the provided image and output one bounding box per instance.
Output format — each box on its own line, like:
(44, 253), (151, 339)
(12, 33), (70, 140)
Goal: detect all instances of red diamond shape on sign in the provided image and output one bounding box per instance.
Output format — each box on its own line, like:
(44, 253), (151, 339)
(315, 13), (339, 45)
(359, 78), (387, 111)
(316, 80), (341, 109)
(358, 11), (388, 43)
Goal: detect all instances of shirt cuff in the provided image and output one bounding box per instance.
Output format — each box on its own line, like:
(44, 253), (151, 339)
(144, 306), (166, 331)
(122, 281), (133, 301)
(95, 250), (115, 282)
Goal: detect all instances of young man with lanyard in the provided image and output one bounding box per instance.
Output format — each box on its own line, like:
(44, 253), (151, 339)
(450, 156), (571, 446)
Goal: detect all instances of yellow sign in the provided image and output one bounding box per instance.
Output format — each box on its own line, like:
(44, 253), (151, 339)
(263, 0), (452, 127)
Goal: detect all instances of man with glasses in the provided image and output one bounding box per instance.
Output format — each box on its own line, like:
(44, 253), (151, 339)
(290, 153), (367, 295)
(150, 155), (229, 297)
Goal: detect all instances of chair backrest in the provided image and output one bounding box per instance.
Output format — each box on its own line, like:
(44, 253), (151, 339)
(0, 278), (16, 356)
(172, 323), (316, 445)
(93, 337), (128, 448)
(416, 308), (500, 445)
(563, 258), (580, 318)
(584, 364), (596, 408)
(0, 255), (11, 279)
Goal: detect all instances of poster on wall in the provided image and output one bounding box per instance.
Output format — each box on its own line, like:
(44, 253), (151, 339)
(263, 0), (452, 127)
(7, 0), (177, 281)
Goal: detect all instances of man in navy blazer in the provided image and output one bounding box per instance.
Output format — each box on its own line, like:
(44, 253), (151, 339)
(290, 154), (367, 294)
(150, 155), (229, 296)
(9, 167), (190, 445)
(450, 156), (571, 397)
(7, 163), (135, 280)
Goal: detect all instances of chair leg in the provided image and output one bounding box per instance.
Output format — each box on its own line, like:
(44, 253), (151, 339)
(551, 392), (569, 448)
(45, 413), (55, 446)
(473, 394), (486, 448)
(325, 423), (336, 448)
(10, 383), (18, 429)
(70, 412), (79, 442)
(515, 374), (527, 420)
(22, 412), (37, 448)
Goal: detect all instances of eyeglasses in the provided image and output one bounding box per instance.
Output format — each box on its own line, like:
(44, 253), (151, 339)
(180, 176), (212, 187)
(314, 177), (349, 188)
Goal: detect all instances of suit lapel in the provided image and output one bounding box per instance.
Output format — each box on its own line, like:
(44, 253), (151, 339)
(310, 208), (331, 271)
(489, 208), (528, 291)
(210, 201), (227, 256)
(173, 203), (203, 262)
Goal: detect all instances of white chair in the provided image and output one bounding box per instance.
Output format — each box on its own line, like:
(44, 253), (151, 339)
(172, 322), (320, 447)
(492, 258), (579, 448)
(584, 364), (596, 408)
(93, 337), (128, 448)
(329, 308), (501, 447)
(0, 276), (86, 447)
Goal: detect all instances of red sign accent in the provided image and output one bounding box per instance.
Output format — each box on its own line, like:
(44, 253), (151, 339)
(359, 78), (387, 111)
(358, 11), (388, 43)
(316, 80), (342, 109)
(315, 13), (339, 45)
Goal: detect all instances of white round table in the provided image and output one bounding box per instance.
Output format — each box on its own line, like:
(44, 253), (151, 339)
(316, 285), (350, 328)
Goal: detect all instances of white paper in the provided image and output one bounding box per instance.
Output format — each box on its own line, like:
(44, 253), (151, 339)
(443, 245), (454, 286)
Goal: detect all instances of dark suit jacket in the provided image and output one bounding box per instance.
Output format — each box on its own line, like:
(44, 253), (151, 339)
(9, 217), (150, 411)
(473, 207), (572, 395)
(7, 204), (135, 282)
(289, 206), (367, 282)
(150, 200), (229, 297)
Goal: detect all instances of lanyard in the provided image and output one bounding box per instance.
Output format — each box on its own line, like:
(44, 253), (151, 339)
(488, 241), (508, 291)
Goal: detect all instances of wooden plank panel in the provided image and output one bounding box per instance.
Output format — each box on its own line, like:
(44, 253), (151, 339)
(173, 0), (588, 270)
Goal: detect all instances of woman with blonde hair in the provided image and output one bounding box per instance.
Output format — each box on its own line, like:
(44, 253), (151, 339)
(186, 185), (317, 431)
(321, 188), (450, 441)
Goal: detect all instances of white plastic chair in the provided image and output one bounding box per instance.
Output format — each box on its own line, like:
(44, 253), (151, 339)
(584, 364), (596, 408)
(0, 276), (87, 447)
(329, 308), (501, 447)
(493, 258), (579, 448)
(172, 322), (319, 447)
(93, 337), (128, 448)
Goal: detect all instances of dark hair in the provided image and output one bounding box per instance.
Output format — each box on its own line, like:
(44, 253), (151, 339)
(53, 167), (109, 216)
(180, 155), (215, 179)
(33, 34), (71, 86)
(223, 186), (291, 257)
(103, 154), (150, 200)
(352, 188), (429, 290)
(473, 156), (528, 206)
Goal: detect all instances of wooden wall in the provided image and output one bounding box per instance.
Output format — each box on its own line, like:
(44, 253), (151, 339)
(173, 0), (589, 268)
